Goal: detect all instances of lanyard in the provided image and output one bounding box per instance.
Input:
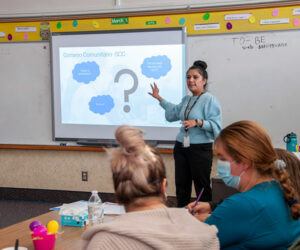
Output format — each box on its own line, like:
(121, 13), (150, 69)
(184, 95), (201, 121)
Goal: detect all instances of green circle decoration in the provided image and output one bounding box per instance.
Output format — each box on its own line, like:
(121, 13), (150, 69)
(203, 13), (210, 20)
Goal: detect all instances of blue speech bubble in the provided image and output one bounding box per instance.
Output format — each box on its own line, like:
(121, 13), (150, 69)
(72, 61), (100, 84)
(141, 55), (171, 79)
(89, 95), (114, 115)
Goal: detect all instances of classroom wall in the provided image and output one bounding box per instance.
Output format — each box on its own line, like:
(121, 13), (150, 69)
(0, 0), (288, 18)
(0, 0), (295, 200)
(0, 149), (218, 197)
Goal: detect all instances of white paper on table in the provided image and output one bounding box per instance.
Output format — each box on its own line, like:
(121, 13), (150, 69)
(103, 202), (125, 215)
(50, 200), (125, 215)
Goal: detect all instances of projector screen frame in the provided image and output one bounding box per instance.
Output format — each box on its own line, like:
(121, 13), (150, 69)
(50, 27), (187, 145)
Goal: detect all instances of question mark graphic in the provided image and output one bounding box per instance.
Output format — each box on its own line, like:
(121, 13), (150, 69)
(114, 69), (138, 113)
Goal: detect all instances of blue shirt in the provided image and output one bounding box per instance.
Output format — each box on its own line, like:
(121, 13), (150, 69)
(205, 181), (300, 249)
(159, 92), (222, 144)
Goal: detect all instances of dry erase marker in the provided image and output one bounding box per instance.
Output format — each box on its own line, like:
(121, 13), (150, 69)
(190, 188), (204, 215)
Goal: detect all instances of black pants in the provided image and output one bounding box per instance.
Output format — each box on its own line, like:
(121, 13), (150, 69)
(174, 141), (213, 207)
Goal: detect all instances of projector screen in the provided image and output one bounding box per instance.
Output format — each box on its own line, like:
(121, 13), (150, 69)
(51, 28), (186, 143)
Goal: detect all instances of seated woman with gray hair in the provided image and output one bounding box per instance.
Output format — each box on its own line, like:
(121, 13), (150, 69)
(82, 125), (219, 250)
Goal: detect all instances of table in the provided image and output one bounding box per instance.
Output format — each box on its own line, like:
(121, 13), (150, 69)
(0, 210), (106, 249)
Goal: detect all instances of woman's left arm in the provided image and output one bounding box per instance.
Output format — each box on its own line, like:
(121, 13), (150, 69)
(201, 95), (222, 139)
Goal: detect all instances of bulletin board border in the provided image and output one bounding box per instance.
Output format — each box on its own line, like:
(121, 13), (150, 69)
(0, 1), (300, 42)
(1, 1), (300, 22)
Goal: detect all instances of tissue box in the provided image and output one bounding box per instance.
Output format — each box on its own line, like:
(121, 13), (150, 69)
(61, 214), (88, 227)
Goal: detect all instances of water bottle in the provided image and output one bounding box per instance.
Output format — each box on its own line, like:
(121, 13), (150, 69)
(283, 132), (298, 152)
(88, 190), (104, 226)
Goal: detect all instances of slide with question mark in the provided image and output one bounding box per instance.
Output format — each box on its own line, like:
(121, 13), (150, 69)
(59, 44), (184, 128)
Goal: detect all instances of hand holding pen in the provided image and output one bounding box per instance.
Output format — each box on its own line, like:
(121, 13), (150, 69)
(190, 188), (204, 214)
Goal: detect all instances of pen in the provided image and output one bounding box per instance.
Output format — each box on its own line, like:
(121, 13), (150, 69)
(14, 239), (19, 250)
(190, 188), (204, 215)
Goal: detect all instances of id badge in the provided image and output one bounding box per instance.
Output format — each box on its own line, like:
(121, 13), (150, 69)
(183, 135), (190, 148)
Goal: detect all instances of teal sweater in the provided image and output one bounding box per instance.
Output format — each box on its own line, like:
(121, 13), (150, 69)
(159, 92), (222, 144)
(205, 181), (300, 249)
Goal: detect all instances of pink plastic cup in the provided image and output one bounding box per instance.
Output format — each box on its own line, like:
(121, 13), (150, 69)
(31, 233), (56, 250)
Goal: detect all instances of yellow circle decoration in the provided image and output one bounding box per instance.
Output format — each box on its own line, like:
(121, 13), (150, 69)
(249, 16), (256, 24)
(92, 20), (100, 28)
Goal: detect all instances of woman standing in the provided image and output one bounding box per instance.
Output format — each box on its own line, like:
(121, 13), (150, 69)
(149, 60), (222, 206)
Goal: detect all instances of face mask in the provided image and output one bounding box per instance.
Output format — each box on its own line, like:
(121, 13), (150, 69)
(217, 160), (240, 189)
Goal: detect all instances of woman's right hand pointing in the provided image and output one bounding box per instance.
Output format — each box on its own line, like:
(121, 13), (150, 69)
(149, 82), (163, 102)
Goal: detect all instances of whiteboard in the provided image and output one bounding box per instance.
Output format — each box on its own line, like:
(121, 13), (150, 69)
(0, 42), (54, 145)
(188, 29), (300, 148)
(0, 29), (300, 146)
